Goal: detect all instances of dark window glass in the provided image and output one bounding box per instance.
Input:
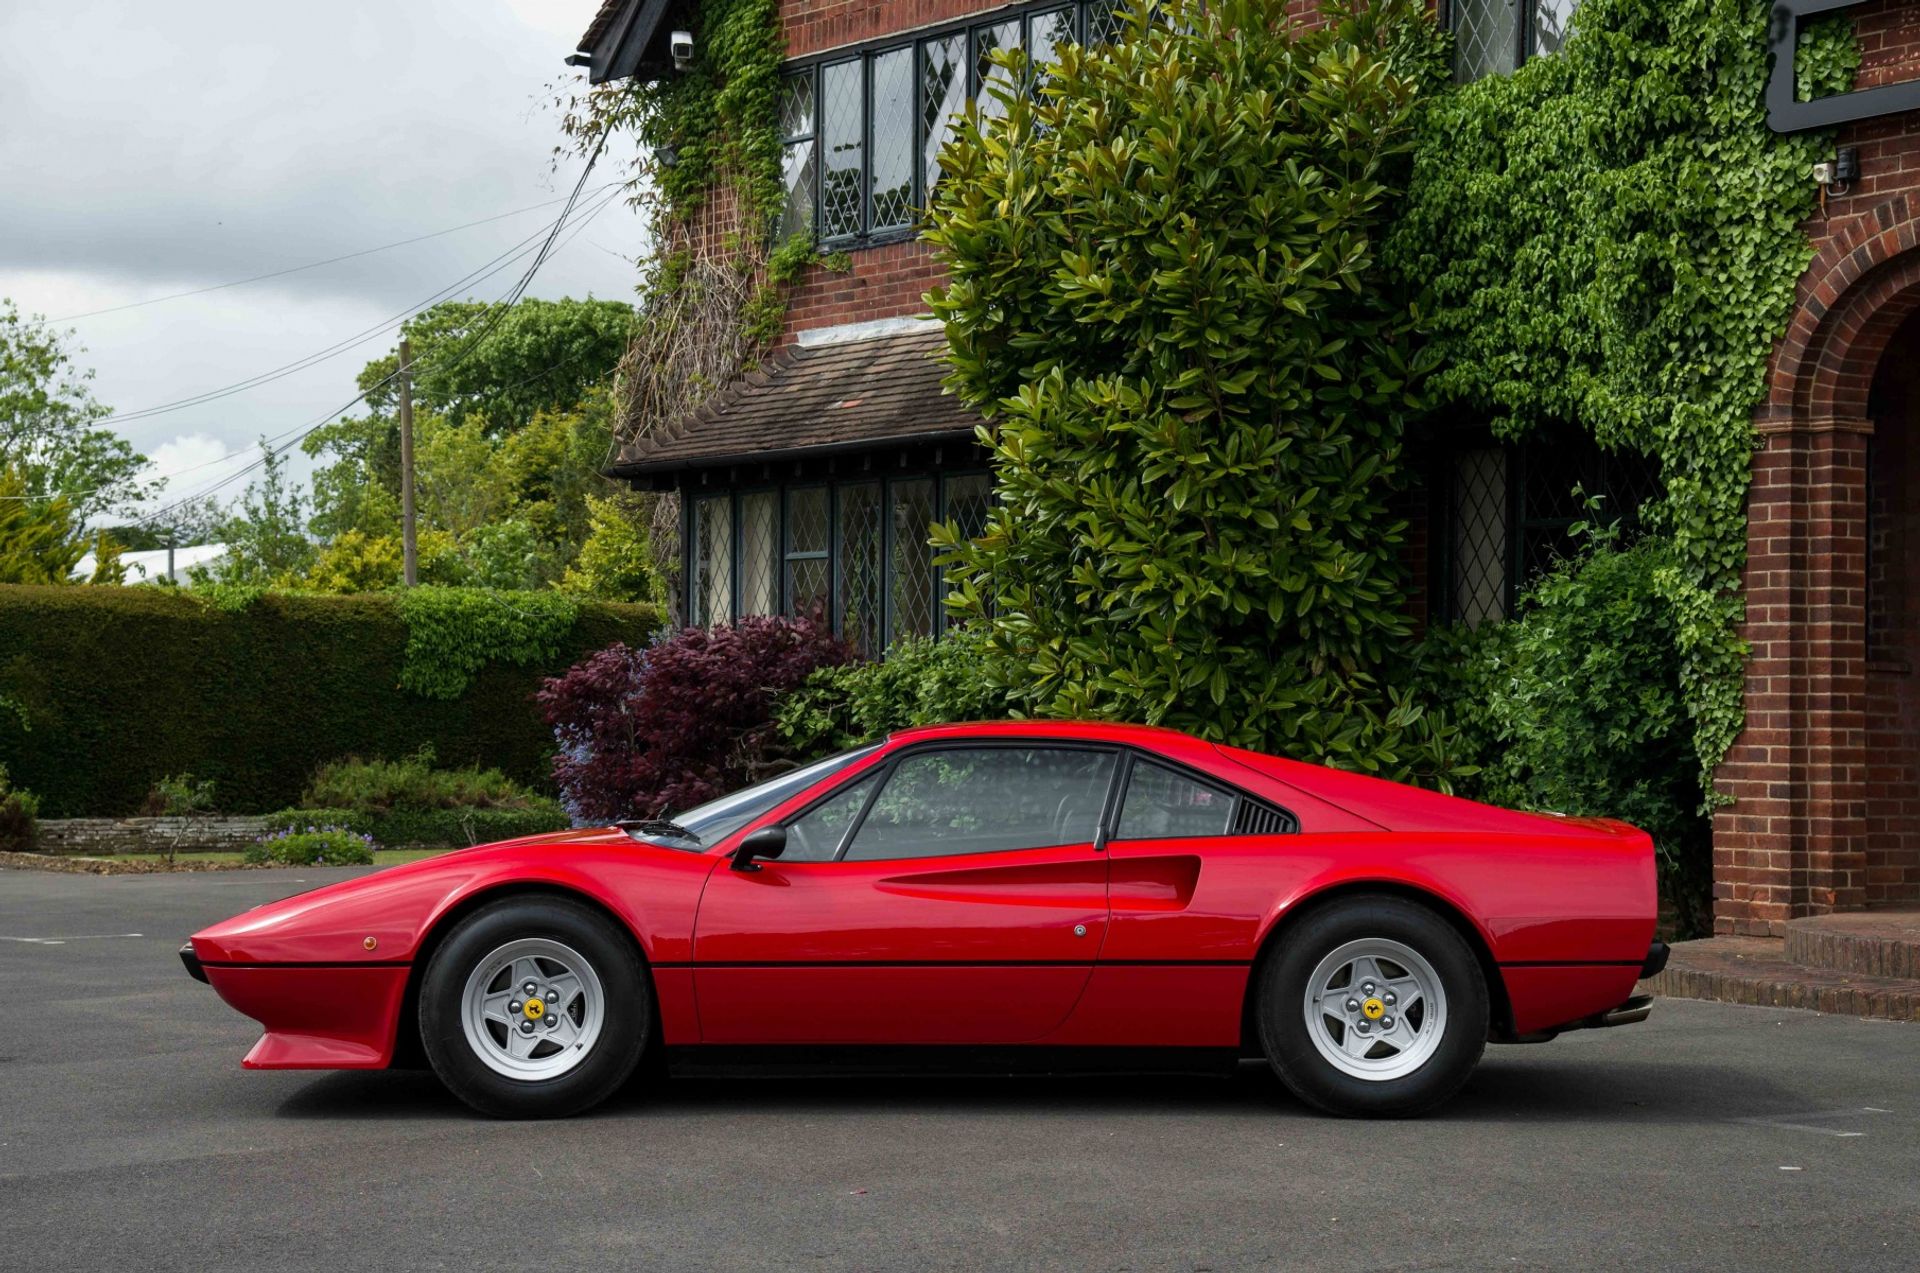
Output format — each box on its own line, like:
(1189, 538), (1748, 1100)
(869, 47), (914, 231)
(1086, 0), (1129, 46)
(1116, 760), (1234, 840)
(820, 59), (865, 239)
(784, 772), (879, 861)
(1449, 448), (1508, 628)
(845, 747), (1116, 860)
(942, 472), (994, 629)
(920, 33), (968, 199)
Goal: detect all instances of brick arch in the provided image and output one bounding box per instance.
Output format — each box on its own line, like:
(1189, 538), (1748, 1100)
(1768, 194), (1920, 424)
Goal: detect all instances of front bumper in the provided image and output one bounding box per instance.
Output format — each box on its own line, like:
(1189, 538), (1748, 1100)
(179, 941), (209, 984)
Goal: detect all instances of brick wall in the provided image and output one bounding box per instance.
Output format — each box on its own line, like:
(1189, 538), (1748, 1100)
(1714, 0), (1920, 932)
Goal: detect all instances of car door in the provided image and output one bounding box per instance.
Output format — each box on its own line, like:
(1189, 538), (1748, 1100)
(692, 744), (1119, 1045)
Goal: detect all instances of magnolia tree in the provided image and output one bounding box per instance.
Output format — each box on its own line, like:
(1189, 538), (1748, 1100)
(925, 0), (1463, 781)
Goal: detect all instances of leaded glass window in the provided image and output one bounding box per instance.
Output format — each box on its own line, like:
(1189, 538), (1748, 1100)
(839, 482), (884, 654)
(1531, 0), (1578, 57)
(1448, 448), (1508, 629)
(740, 490), (780, 617)
(1086, 0), (1129, 47)
(889, 478), (937, 642)
(920, 33), (968, 198)
(869, 48), (914, 233)
(1451, 0), (1581, 82)
(942, 472), (994, 630)
(1027, 6), (1076, 92)
(973, 20), (1022, 121)
(779, 75), (816, 239)
(693, 494), (734, 627)
(820, 59), (864, 240)
(786, 486), (830, 625)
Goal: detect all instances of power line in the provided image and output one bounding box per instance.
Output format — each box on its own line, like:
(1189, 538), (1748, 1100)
(4, 184), (627, 510)
(48, 188), (617, 323)
(101, 203), (597, 426)
(128, 131), (621, 528)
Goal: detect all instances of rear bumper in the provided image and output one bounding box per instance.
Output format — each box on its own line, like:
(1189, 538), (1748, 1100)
(1641, 939), (1671, 979)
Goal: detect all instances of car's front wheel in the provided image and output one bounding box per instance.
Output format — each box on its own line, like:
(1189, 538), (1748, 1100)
(419, 895), (650, 1118)
(1256, 895), (1488, 1117)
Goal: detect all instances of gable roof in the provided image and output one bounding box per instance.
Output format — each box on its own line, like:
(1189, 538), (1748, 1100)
(573, 0), (681, 84)
(605, 327), (982, 478)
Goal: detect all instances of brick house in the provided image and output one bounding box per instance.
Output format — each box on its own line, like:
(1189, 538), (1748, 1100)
(573, 0), (1920, 935)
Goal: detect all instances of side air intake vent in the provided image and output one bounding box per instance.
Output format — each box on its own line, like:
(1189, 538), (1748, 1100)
(1232, 801), (1298, 837)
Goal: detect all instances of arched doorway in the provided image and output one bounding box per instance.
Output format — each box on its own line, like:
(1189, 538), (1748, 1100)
(1865, 308), (1920, 905)
(1714, 199), (1920, 934)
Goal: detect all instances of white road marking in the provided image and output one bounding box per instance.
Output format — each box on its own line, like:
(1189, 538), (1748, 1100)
(0, 933), (145, 944)
(1734, 1107), (1890, 1138)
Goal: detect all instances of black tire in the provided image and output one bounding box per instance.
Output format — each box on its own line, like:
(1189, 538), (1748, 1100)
(1255, 895), (1487, 1118)
(419, 895), (651, 1118)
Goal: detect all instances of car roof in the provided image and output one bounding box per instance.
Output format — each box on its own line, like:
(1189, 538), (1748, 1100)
(885, 720), (1199, 747)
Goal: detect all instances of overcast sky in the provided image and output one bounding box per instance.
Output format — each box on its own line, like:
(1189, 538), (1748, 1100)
(0, 0), (643, 520)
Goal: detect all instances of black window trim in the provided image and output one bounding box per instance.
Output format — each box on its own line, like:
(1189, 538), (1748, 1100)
(1109, 749), (1299, 844)
(778, 0), (1122, 250)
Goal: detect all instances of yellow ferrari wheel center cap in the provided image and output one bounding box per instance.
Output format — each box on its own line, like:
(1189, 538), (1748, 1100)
(523, 998), (545, 1020)
(1361, 998), (1386, 1021)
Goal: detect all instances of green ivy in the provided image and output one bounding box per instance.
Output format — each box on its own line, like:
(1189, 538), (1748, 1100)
(927, 0), (1472, 784)
(394, 587), (581, 700)
(1387, 0), (1857, 800)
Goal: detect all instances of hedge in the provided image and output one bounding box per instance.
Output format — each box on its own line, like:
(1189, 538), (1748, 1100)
(0, 587), (660, 816)
(260, 805), (571, 848)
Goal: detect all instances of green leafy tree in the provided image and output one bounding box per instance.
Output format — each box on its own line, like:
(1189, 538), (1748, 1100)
(355, 298), (635, 434)
(0, 466), (123, 584)
(1, 300), (153, 519)
(559, 492), (656, 602)
(206, 443), (313, 585)
(926, 0), (1458, 780)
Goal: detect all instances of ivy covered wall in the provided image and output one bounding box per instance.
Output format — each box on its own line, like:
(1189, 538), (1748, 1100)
(1387, 0), (1859, 793)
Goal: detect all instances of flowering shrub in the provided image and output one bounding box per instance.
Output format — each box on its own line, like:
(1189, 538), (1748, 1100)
(538, 617), (853, 823)
(245, 826), (378, 866)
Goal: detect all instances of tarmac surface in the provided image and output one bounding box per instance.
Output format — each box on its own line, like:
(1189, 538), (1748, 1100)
(2, 865), (1915, 1271)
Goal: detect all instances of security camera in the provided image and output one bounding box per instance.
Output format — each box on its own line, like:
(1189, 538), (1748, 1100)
(670, 30), (694, 71)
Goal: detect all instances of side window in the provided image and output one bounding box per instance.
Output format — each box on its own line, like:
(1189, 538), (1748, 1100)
(844, 747), (1116, 861)
(783, 773), (879, 863)
(1115, 760), (1235, 840)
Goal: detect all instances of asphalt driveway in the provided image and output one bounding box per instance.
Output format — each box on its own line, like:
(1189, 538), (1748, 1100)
(2, 866), (1915, 1272)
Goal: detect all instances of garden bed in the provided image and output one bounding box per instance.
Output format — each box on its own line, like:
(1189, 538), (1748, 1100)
(0, 849), (447, 874)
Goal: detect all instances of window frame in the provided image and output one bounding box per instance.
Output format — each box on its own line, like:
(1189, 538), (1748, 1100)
(1445, 0), (1579, 82)
(834, 740), (1127, 862)
(769, 739), (1297, 864)
(778, 0), (1118, 249)
(683, 468), (992, 648)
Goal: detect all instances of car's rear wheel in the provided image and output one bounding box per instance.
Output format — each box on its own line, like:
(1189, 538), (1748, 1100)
(419, 895), (650, 1118)
(1255, 895), (1487, 1117)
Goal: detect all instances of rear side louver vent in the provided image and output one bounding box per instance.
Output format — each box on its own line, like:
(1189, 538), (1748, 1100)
(1232, 801), (1297, 837)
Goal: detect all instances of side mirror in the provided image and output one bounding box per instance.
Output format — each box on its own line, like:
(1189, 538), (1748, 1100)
(732, 824), (788, 872)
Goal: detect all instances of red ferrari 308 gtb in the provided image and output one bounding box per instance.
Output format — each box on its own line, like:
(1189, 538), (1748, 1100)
(183, 721), (1668, 1118)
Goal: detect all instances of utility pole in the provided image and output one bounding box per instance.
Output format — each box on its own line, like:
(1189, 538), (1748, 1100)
(398, 336), (418, 587)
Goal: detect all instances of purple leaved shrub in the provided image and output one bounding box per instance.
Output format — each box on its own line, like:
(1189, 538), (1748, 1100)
(537, 617), (853, 824)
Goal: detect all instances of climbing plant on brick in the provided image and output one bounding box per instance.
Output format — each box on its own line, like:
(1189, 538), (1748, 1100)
(926, 0), (1471, 782)
(1386, 0), (1857, 799)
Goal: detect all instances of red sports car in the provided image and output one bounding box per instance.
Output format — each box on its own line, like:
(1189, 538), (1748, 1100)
(182, 721), (1667, 1118)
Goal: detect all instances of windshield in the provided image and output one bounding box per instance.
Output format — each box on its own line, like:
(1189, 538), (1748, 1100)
(622, 744), (882, 850)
